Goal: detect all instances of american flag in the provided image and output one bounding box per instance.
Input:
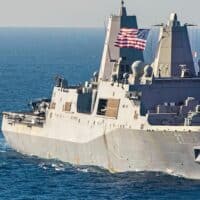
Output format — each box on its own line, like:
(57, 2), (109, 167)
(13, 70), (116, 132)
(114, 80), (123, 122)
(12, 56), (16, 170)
(114, 28), (150, 50)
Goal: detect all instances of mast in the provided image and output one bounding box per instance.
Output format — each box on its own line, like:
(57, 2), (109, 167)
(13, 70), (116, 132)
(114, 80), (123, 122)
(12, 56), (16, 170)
(152, 13), (196, 78)
(98, 1), (143, 82)
(120, 0), (127, 16)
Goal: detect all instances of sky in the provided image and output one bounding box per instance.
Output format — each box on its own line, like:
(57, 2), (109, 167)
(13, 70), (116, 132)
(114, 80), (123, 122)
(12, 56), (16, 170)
(0, 0), (199, 27)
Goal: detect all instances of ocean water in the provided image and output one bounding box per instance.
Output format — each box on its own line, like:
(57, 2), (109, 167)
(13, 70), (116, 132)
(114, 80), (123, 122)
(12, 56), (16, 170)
(0, 28), (200, 199)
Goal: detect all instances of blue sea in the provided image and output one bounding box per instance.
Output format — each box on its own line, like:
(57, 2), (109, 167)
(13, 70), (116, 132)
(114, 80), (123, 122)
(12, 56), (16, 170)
(0, 28), (200, 199)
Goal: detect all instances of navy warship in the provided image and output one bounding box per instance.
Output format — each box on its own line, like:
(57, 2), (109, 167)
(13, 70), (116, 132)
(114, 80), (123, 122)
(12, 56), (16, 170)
(2, 1), (200, 179)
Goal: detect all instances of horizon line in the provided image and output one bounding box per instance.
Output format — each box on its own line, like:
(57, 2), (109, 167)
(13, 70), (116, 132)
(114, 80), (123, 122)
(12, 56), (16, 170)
(0, 26), (105, 29)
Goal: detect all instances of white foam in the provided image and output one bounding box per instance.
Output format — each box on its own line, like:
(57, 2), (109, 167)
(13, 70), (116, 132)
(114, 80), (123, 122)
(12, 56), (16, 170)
(77, 168), (89, 173)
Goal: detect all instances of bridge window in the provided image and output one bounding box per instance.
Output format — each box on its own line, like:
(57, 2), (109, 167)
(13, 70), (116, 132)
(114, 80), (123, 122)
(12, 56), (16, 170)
(63, 102), (72, 112)
(50, 102), (56, 109)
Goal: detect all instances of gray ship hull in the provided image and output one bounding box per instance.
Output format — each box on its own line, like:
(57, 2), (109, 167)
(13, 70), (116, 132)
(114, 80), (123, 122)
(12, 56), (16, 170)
(3, 128), (200, 179)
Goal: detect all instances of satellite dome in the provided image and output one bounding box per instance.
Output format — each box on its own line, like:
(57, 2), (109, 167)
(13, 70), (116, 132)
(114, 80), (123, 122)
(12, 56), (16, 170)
(144, 65), (153, 77)
(131, 60), (145, 76)
(93, 71), (99, 77)
(123, 73), (129, 80)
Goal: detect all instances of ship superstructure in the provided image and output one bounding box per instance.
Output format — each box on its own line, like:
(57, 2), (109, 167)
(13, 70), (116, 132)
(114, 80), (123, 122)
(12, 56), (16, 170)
(2, 2), (200, 179)
(152, 13), (196, 77)
(99, 0), (143, 82)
